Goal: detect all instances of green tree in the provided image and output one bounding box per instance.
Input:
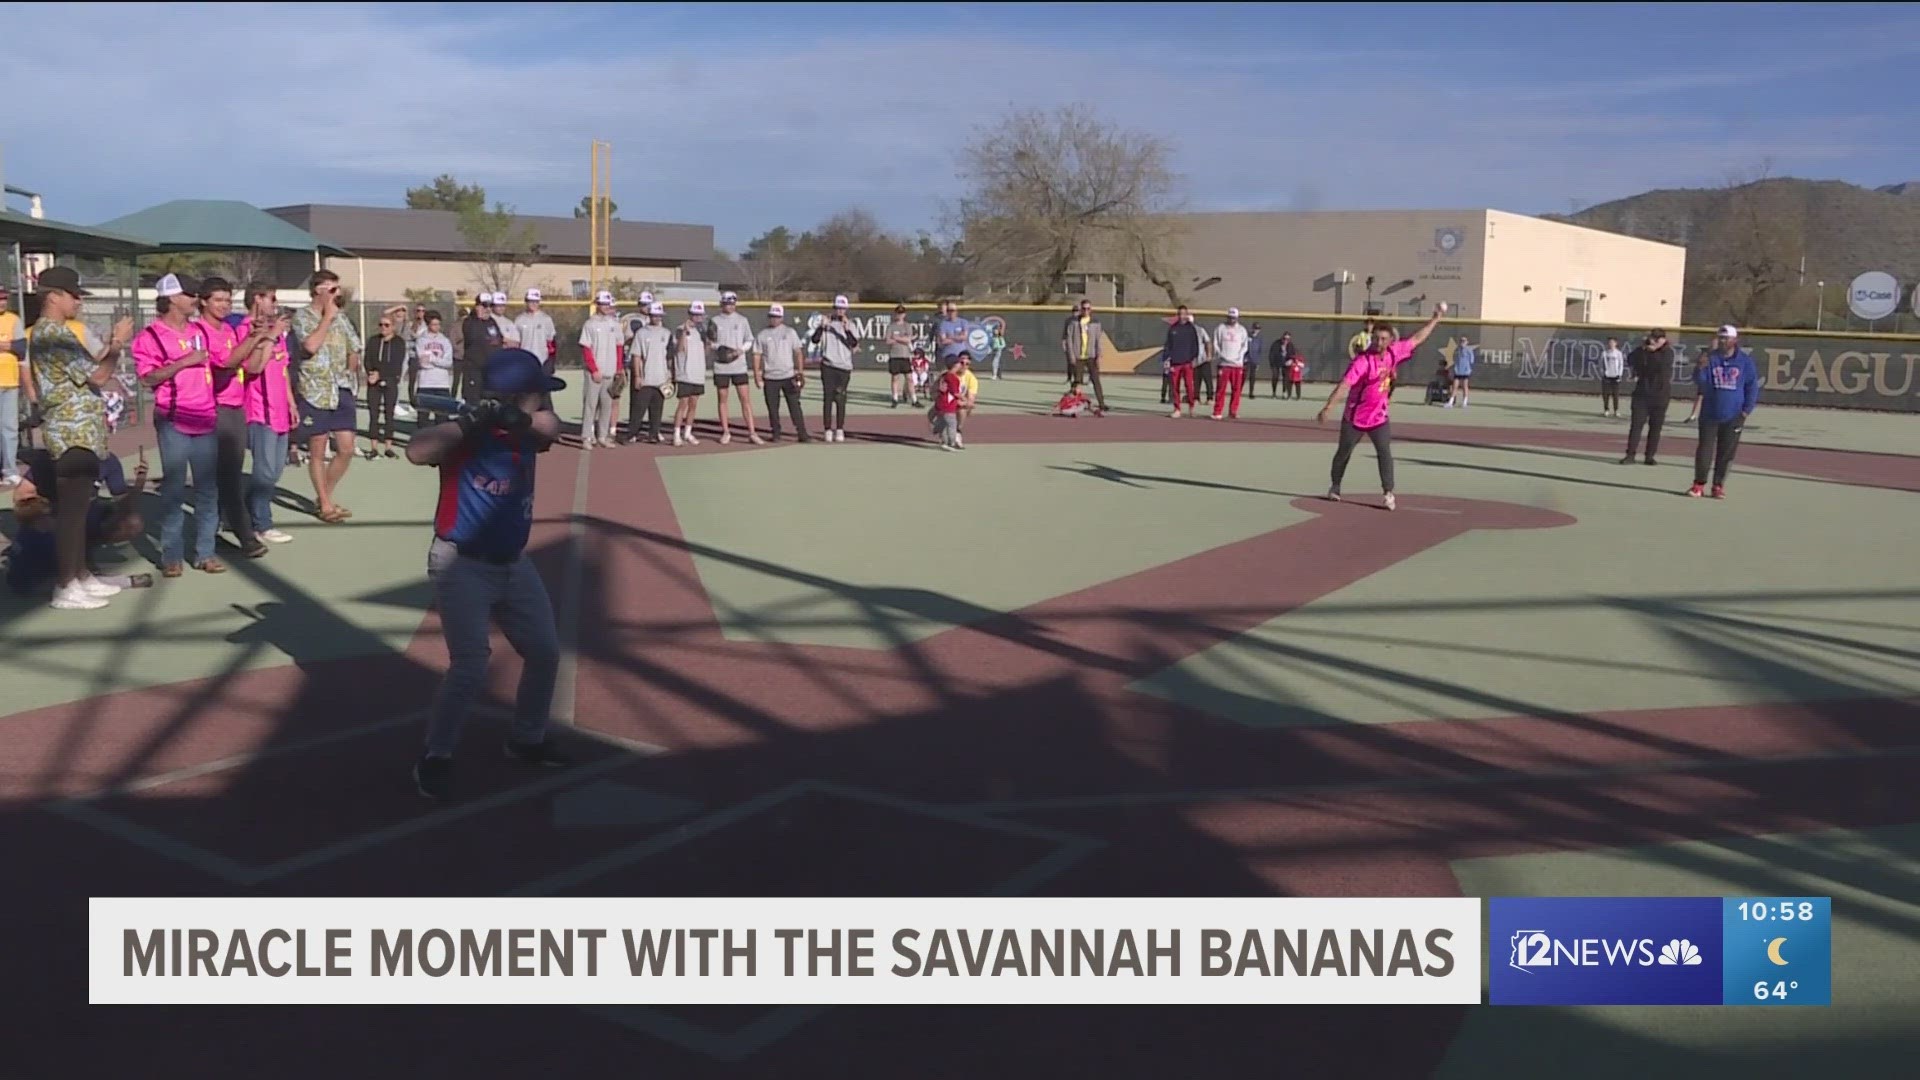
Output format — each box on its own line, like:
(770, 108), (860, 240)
(573, 195), (619, 220)
(456, 202), (546, 296)
(406, 174), (488, 213)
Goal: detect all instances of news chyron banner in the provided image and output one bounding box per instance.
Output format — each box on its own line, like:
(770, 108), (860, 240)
(1490, 897), (1832, 1006)
(91, 897), (1481, 1006)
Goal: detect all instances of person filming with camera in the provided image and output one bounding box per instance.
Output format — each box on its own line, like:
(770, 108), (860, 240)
(405, 348), (569, 801)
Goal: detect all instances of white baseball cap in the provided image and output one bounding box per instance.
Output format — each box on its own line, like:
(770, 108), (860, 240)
(525, 288), (542, 302)
(1718, 324), (1738, 338)
(155, 273), (190, 298)
(689, 300), (706, 315)
(721, 291), (738, 303)
(640, 290), (655, 304)
(472, 293), (492, 306)
(490, 291), (508, 306)
(833, 294), (849, 308)
(768, 303), (785, 318)
(1227, 307), (1240, 318)
(594, 290), (615, 305)
(648, 302), (665, 316)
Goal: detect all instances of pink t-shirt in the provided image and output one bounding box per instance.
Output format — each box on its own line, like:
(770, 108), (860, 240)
(133, 321), (218, 436)
(239, 316), (297, 433)
(197, 316), (247, 408)
(1341, 340), (1417, 430)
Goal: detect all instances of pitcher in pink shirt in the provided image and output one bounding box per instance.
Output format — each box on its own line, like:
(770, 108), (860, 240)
(1316, 305), (1447, 511)
(194, 277), (268, 559)
(134, 273), (226, 574)
(238, 283), (297, 544)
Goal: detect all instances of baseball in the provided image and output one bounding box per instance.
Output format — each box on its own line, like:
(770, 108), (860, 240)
(1435, 301), (1448, 316)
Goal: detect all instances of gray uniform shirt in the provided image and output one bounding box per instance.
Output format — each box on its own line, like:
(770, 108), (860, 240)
(813, 315), (861, 371)
(756, 325), (804, 380)
(674, 322), (708, 383)
(631, 324), (672, 388)
(707, 311), (754, 376)
(512, 310), (557, 358)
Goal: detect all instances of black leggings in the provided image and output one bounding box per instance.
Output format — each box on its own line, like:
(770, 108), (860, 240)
(216, 406), (256, 546)
(629, 386), (665, 441)
(1693, 417), (1744, 487)
(764, 377), (806, 438)
(367, 375), (400, 443)
(1330, 419), (1394, 494)
(1270, 363), (1283, 396)
(1601, 376), (1621, 412)
(53, 447), (100, 586)
(820, 366), (850, 430)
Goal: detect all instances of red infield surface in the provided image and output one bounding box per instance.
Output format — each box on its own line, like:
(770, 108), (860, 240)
(7, 409), (1916, 1078)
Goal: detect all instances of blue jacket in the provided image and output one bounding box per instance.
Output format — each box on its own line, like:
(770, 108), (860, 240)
(1694, 348), (1759, 422)
(1163, 321), (1202, 365)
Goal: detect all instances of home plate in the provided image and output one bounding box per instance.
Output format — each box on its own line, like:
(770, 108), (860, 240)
(552, 781), (702, 828)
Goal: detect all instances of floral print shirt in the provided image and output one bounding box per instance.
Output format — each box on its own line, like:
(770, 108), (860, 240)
(290, 305), (362, 410)
(29, 319), (108, 457)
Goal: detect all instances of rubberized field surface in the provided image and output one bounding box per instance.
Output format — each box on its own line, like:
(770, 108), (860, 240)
(4, 374), (1917, 1078)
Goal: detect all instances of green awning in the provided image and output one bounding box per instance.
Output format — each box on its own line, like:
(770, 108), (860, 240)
(95, 199), (351, 255)
(0, 208), (154, 259)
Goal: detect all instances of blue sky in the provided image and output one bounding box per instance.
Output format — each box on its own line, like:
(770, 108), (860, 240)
(6, 2), (1919, 251)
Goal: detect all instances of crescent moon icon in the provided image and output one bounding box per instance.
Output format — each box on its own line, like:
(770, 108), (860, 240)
(1766, 937), (1789, 966)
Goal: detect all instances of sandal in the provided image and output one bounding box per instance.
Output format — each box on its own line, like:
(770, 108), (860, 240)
(317, 507), (348, 523)
(195, 558), (228, 574)
(161, 563), (185, 579)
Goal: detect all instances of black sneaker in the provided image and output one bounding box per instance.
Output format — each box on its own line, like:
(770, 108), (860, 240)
(504, 738), (571, 768)
(413, 755), (453, 800)
(1618, 456), (1634, 465)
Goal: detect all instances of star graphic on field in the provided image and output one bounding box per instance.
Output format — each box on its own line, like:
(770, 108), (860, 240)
(1011, 343), (1026, 360)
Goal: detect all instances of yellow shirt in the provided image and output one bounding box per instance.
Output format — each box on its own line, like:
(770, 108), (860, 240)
(0, 310), (20, 388)
(1078, 316), (1091, 360)
(960, 368), (979, 399)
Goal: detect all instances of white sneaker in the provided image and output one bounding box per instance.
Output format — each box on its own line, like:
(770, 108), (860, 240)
(79, 575), (122, 598)
(686, 430), (701, 445)
(672, 429), (685, 447)
(954, 433), (964, 449)
(719, 431), (732, 445)
(260, 529), (294, 544)
(1383, 492), (1397, 512)
(51, 582), (108, 610)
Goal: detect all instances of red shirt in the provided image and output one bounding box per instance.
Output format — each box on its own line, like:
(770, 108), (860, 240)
(1055, 391), (1089, 412)
(935, 371), (964, 414)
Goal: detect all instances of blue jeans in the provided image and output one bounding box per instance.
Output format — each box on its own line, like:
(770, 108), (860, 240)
(423, 538), (559, 757)
(156, 417), (219, 566)
(0, 387), (18, 478)
(248, 424), (289, 532)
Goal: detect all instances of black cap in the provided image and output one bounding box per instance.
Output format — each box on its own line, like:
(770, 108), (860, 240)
(34, 266), (91, 297)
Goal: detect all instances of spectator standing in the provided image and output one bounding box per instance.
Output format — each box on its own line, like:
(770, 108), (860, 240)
(627, 302), (673, 445)
(0, 284), (21, 485)
(934, 299), (968, 370)
(1687, 326), (1759, 500)
(290, 270), (364, 524)
(135, 274), (226, 576)
(885, 305), (915, 407)
(412, 311), (456, 423)
(1060, 299), (1108, 415)
(1162, 305), (1203, 417)
(1210, 307), (1250, 420)
(577, 290), (623, 448)
(707, 290), (761, 445)
(1245, 323), (1264, 397)
(1447, 336), (1475, 408)
(812, 295), (860, 442)
(404, 304), (427, 408)
(513, 289), (557, 409)
(194, 277), (269, 558)
(1268, 331), (1298, 398)
(457, 294), (502, 403)
(1599, 336), (1626, 416)
(1621, 329), (1674, 466)
(490, 292), (520, 347)
(669, 301), (711, 447)
(364, 312), (408, 458)
(27, 267), (135, 609)
(755, 303), (809, 442)
(238, 285), (297, 545)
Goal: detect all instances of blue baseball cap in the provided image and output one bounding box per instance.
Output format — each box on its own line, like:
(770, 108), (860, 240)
(482, 348), (566, 395)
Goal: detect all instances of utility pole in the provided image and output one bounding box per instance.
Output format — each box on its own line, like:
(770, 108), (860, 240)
(589, 141), (611, 298)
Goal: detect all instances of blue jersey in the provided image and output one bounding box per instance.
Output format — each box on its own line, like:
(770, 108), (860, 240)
(434, 430), (536, 560)
(1694, 349), (1759, 422)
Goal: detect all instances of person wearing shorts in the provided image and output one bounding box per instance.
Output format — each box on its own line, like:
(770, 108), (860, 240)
(707, 290), (761, 444)
(670, 300), (709, 447)
(885, 304), (915, 406)
(290, 270), (363, 524)
(1447, 336), (1475, 408)
(1317, 305), (1447, 512)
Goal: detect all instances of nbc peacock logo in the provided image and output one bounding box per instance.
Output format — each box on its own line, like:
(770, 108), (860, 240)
(1656, 939), (1703, 966)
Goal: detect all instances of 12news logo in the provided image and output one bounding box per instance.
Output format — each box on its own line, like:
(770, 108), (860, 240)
(1509, 931), (1703, 973)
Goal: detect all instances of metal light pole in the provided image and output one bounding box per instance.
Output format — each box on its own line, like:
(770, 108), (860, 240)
(1815, 281), (1824, 331)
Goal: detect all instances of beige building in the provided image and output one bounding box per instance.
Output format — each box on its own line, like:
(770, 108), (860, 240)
(262, 204), (714, 300)
(1063, 209), (1685, 326)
